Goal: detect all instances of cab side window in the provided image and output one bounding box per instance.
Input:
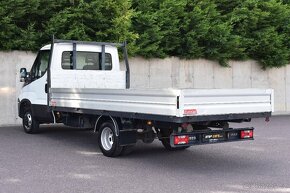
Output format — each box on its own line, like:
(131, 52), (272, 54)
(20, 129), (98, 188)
(30, 50), (50, 81)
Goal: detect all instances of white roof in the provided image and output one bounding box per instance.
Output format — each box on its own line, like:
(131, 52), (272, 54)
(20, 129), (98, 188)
(40, 44), (51, 50)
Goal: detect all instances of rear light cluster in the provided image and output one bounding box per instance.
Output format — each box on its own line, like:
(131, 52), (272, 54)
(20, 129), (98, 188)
(240, 130), (253, 139)
(174, 135), (189, 145)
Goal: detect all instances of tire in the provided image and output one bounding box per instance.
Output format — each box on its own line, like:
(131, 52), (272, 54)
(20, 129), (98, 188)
(160, 138), (190, 151)
(98, 122), (123, 157)
(22, 109), (39, 134)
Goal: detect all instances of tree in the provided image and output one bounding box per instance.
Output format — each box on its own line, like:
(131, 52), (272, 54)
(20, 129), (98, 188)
(45, 0), (138, 54)
(0, 0), (289, 68)
(217, 0), (290, 68)
(0, 0), (39, 50)
(177, 0), (246, 66)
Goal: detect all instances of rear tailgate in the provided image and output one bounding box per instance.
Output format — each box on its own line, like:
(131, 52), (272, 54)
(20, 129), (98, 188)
(178, 89), (273, 117)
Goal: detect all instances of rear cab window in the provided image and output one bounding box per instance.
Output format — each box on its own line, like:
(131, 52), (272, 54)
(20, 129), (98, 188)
(61, 51), (112, 70)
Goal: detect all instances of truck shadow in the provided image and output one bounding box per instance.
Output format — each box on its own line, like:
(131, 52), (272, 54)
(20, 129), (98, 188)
(124, 144), (269, 175)
(34, 124), (100, 150)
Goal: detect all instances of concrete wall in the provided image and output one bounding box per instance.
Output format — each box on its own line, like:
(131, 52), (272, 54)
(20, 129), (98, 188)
(125, 57), (290, 115)
(0, 51), (35, 125)
(0, 52), (289, 125)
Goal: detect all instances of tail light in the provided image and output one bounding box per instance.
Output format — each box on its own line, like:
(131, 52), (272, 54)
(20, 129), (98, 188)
(240, 130), (253, 139)
(174, 135), (189, 145)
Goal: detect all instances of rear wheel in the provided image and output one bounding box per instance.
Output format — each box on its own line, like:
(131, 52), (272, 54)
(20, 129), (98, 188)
(98, 122), (123, 157)
(23, 109), (39, 134)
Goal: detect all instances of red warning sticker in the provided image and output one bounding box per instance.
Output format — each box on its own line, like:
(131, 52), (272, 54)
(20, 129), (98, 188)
(183, 109), (197, 115)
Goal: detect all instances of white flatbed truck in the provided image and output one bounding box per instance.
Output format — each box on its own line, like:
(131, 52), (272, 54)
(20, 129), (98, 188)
(18, 37), (273, 157)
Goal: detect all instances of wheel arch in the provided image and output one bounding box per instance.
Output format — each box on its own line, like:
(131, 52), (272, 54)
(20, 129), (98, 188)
(94, 115), (120, 136)
(19, 99), (32, 118)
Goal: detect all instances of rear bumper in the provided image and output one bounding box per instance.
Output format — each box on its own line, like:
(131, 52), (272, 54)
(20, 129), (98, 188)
(170, 127), (254, 147)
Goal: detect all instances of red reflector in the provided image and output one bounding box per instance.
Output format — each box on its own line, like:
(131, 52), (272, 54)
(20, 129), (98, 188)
(174, 135), (189, 145)
(240, 130), (253, 139)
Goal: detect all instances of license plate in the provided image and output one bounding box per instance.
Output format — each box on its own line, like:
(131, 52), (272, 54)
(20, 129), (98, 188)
(203, 133), (225, 143)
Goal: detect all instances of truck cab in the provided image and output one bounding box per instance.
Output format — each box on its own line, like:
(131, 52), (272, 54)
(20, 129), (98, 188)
(18, 45), (51, 124)
(19, 41), (127, 124)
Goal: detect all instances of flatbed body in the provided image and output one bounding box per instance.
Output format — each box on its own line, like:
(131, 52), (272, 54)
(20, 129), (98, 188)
(50, 88), (272, 123)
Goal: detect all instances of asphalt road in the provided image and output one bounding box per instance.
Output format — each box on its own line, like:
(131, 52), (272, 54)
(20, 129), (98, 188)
(0, 116), (290, 193)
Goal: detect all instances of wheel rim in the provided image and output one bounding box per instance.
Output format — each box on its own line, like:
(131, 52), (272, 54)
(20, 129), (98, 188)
(101, 127), (114, 151)
(24, 113), (32, 130)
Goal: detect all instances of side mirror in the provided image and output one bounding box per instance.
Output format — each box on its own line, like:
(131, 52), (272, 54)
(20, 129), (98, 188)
(20, 68), (27, 82)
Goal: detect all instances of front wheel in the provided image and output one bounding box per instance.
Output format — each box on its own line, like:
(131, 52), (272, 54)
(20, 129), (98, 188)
(98, 122), (123, 157)
(23, 109), (39, 134)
